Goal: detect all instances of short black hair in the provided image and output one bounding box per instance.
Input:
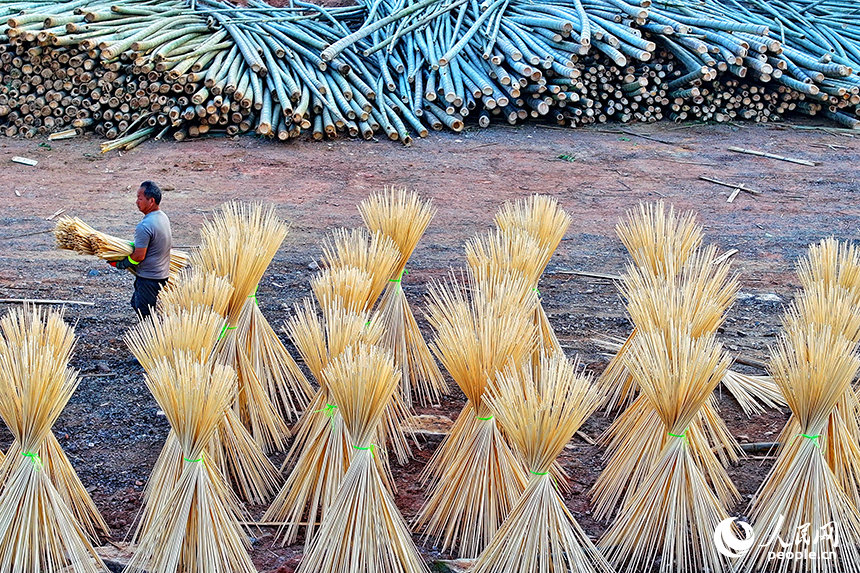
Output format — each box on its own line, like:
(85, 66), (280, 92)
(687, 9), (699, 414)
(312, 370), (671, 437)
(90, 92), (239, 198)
(140, 181), (162, 205)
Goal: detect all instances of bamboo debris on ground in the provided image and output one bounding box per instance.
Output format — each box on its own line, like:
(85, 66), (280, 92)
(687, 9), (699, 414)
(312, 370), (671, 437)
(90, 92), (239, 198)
(125, 352), (256, 573)
(54, 215), (188, 285)
(359, 187), (446, 408)
(415, 271), (535, 558)
(473, 352), (612, 573)
(0, 305), (108, 573)
(599, 325), (734, 573)
(494, 194), (572, 356)
(740, 319), (860, 573)
(264, 301), (387, 548)
(296, 343), (427, 573)
(193, 202), (311, 449)
(318, 226), (415, 465)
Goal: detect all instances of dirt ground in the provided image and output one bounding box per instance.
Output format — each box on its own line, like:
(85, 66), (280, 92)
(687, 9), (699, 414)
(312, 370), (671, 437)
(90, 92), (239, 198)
(0, 119), (858, 571)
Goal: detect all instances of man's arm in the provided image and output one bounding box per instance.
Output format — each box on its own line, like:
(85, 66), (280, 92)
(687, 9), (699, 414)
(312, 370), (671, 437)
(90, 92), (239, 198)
(131, 246), (147, 263)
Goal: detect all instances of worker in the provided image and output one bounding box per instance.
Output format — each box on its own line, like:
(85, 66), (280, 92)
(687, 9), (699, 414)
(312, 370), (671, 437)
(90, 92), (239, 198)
(109, 181), (172, 320)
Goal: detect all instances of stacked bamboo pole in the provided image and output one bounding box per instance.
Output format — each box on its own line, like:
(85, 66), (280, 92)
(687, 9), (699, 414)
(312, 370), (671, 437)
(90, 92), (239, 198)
(1, 0), (859, 147)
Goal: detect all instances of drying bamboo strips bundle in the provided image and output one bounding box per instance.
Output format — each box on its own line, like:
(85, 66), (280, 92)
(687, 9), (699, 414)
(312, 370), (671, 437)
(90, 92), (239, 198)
(0, 305), (107, 573)
(157, 269), (234, 317)
(415, 271), (536, 558)
(311, 266), (376, 313)
(55, 215), (188, 284)
(774, 238), (860, 512)
(597, 202), (703, 412)
(592, 246), (741, 521)
(358, 187), (446, 408)
(126, 352), (255, 573)
(739, 319), (860, 573)
(193, 202), (310, 447)
(125, 305), (280, 521)
(264, 300), (386, 547)
(319, 226), (414, 465)
(319, 227), (402, 312)
(296, 343), (427, 573)
(494, 194), (572, 355)
(0, 305), (109, 543)
(599, 325), (733, 573)
(474, 352), (611, 573)
(597, 202), (782, 415)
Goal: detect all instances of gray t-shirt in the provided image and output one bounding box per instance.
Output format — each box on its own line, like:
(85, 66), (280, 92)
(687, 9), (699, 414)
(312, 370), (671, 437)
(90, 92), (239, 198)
(133, 210), (172, 279)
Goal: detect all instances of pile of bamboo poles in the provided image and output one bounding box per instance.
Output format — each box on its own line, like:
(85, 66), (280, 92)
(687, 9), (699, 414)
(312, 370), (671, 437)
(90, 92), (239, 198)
(1, 0), (859, 148)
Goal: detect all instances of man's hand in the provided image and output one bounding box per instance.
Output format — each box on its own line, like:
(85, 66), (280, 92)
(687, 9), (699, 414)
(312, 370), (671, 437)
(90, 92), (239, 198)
(109, 257), (136, 270)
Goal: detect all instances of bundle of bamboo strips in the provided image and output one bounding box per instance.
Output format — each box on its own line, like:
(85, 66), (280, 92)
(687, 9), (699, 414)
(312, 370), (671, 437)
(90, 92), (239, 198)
(596, 202), (783, 415)
(319, 226), (415, 465)
(263, 299), (387, 547)
(296, 343), (427, 573)
(415, 270), (536, 558)
(775, 237), (860, 512)
(125, 352), (256, 573)
(473, 351), (612, 573)
(55, 215), (188, 285)
(358, 187), (446, 408)
(157, 268), (234, 316)
(0, 305), (107, 573)
(739, 318), (860, 573)
(494, 194), (571, 356)
(125, 303), (281, 528)
(193, 202), (311, 449)
(598, 324), (733, 573)
(591, 244), (742, 521)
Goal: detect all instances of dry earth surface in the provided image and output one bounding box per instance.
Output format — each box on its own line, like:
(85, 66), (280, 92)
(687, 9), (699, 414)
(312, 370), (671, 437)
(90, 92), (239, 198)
(0, 119), (858, 571)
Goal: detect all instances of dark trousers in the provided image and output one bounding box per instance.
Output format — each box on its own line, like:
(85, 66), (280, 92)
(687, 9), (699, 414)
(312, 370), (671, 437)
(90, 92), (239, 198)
(131, 276), (168, 320)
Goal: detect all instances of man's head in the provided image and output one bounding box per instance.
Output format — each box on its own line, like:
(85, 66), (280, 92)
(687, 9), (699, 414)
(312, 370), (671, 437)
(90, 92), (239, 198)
(136, 181), (161, 214)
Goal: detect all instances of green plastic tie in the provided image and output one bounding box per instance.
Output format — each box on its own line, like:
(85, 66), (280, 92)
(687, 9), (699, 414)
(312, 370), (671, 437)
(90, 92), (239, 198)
(248, 285), (258, 305)
(799, 433), (821, 448)
(533, 287), (541, 297)
(315, 403), (338, 416)
(668, 429), (688, 442)
(184, 453), (204, 463)
(218, 324), (237, 341)
(530, 470), (548, 476)
(353, 444), (376, 458)
(389, 268), (409, 283)
(21, 451), (42, 470)
(476, 415), (493, 421)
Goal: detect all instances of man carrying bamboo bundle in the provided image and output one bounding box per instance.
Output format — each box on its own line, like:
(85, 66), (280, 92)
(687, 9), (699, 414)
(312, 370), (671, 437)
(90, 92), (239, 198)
(110, 181), (172, 319)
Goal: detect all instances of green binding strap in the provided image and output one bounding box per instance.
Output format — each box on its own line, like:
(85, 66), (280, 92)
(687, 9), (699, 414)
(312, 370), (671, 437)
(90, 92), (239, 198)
(476, 415), (493, 421)
(21, 451), (43, 470)
(218, 324), (236, 341)
(530, 470), (548, 476)
(389, 268), (409, 283)
(799, 433), (821, 448)
(668, 429), (688, 442)
(248, 285), (258, 305)
(315, 403), (338, 431)
(184, 453), (204, 463)
(353, 444), (376, 458)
